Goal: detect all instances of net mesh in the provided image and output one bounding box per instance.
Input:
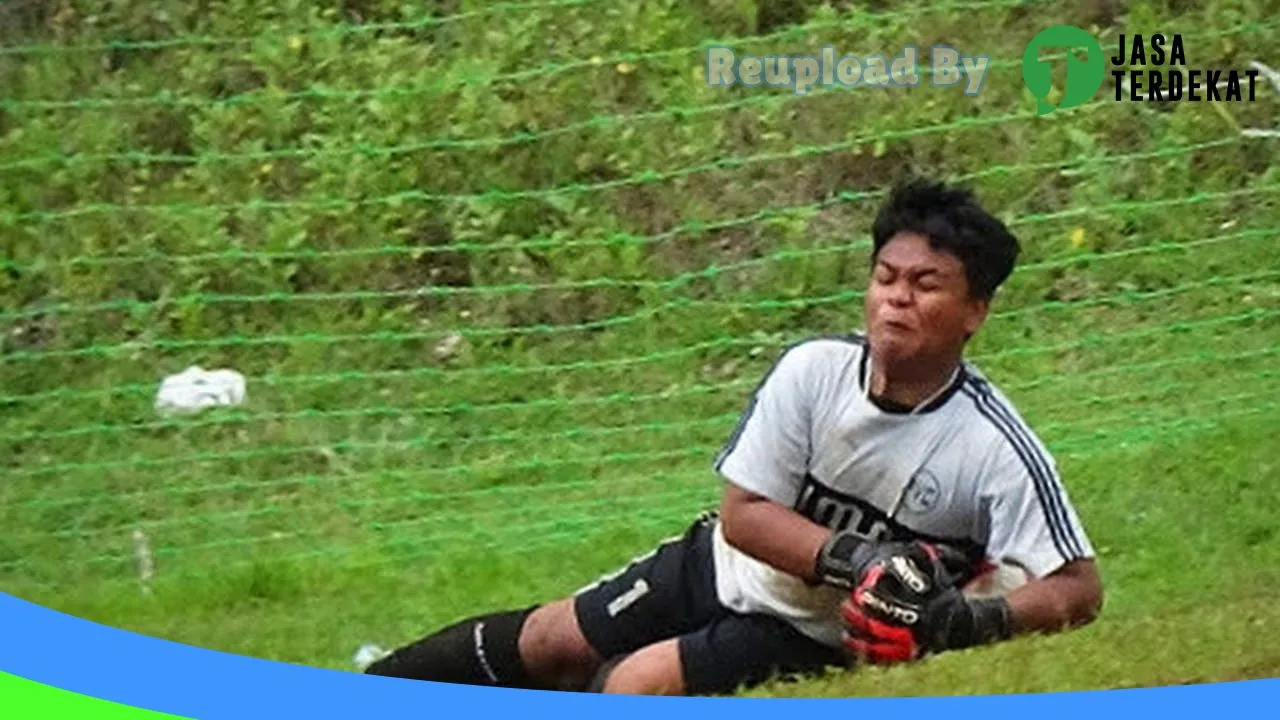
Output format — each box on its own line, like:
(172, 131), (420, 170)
(1, 0), (1277, 593)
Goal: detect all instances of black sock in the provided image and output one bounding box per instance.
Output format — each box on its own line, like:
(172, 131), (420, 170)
(364, 607), (539, 688)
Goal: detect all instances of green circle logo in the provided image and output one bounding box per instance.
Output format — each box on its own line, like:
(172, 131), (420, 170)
(1022, 25), (1106, 115)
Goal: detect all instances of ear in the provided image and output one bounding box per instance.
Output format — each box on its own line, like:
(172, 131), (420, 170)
(963, 297), (990, 336)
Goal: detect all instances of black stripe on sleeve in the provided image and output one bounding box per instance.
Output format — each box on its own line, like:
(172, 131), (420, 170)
(713, 344), (795, 473)
(713, 334), (863, 473)
(960, 384), (1080, 563)
(969, 381), (1086, 558)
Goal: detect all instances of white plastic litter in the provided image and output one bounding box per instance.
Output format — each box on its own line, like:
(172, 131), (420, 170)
(353, 643), (389, 671)
(154, 366), (247, 416)
(1241, 60), (1280, 138)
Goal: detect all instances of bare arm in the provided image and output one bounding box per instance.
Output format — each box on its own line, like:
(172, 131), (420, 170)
(1007, 558), (1103, 634)
(718, 483), (832, 583)
(719, 479), (1107, 629)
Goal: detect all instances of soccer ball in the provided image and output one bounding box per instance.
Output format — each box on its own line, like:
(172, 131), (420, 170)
(962, 560), (1031, 599)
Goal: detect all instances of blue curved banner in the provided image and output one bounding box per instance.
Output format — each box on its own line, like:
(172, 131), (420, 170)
(0, 592), (1275, 719)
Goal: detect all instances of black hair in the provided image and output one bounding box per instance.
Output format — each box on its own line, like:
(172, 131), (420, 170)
(871, 178), (1021, 300)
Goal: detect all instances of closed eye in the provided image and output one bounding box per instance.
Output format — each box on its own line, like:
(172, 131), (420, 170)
(914, 271), (942, 291)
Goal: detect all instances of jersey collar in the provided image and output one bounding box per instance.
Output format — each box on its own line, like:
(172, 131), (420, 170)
(858, 347), (969, 415)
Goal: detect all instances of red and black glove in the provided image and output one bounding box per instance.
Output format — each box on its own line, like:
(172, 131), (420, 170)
(840, 542), (1013, 664)
(814, 530), (947, 590)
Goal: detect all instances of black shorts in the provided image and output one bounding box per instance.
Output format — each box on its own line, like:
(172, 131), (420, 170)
(573, 512), (848, 695)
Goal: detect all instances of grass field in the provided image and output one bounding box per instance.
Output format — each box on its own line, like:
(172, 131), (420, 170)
(2, 0), (1278, 697)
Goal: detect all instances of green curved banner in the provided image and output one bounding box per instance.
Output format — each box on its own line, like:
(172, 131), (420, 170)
(0, 671), (189, 720)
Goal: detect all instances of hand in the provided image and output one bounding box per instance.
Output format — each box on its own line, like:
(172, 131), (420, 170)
(814, 531), (911, 589)
(815, 532), (972, 591)
(841, 553), (1014, 664)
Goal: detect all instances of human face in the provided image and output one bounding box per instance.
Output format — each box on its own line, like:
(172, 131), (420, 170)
(864, 231), (989, 369)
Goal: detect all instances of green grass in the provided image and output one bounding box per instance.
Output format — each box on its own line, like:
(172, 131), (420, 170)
(2, 0), (1279, 698)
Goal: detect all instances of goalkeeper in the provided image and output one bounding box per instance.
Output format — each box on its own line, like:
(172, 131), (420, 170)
(364, 179), (1104, 695)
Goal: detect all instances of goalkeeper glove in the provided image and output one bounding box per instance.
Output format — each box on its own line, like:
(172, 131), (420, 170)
(840, 546), (1013, 664)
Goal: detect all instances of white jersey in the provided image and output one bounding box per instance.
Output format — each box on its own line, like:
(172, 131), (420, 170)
(711, 333), (1095, 647)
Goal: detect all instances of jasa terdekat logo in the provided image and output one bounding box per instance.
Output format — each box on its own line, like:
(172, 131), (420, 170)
(1109, 32), (1260, 103)
(1023, 25), (1262, 115)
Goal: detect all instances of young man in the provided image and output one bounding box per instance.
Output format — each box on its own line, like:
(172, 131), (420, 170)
(364, 178), (1104, 695)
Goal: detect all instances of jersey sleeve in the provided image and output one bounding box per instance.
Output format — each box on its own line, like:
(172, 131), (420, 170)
(980, 436), (1096, 579)
(713, 341), (825, 508)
